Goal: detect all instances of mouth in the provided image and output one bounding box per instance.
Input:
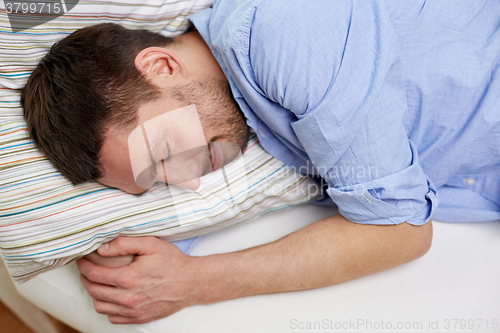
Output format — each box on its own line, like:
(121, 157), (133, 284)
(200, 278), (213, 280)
(210, 143), (223, 172)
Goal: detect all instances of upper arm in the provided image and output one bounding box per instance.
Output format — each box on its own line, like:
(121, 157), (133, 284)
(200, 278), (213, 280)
(250, 0), (439, 226)
(249, 0), (353, 115)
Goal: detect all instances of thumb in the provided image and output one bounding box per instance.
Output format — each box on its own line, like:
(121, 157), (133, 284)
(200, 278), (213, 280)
(97, 236), (159, 257)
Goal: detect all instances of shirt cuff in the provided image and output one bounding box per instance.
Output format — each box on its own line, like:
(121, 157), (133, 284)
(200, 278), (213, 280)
(326, 158), (439, 226)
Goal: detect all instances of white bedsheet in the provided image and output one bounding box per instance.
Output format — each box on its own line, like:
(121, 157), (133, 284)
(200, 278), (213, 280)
(15, 203), (500, 333)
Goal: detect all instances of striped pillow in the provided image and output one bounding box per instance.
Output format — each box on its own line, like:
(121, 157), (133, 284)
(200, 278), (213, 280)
(0, 0), (321, 283)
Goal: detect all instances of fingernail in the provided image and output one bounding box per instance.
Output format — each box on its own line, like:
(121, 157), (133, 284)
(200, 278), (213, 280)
(103, 243), (109, 251)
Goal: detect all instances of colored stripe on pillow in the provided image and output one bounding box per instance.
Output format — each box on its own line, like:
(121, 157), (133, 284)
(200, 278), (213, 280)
(0, 0), (321, 283)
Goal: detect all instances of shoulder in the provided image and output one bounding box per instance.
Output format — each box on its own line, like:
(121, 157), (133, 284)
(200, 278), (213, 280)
(248, 0), (382, 116)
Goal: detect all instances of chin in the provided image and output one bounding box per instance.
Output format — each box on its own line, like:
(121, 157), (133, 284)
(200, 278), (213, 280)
(121, 186), (149, 195)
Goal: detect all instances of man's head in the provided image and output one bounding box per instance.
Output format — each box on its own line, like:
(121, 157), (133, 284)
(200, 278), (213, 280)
(21, 23), (250, 193)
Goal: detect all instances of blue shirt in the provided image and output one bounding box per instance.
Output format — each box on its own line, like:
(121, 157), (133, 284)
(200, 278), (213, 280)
(190, 0), (500, 225)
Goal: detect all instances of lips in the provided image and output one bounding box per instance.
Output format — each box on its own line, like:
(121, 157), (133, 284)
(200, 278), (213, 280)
(210, 143), (223, 172)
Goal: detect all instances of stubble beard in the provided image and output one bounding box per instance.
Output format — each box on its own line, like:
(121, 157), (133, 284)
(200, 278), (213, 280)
(168, 77), (251, 153)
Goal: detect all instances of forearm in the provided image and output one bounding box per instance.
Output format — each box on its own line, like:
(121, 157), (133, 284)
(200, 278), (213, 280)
(193, 214), (433, 304)
(76, 215), (433, 323)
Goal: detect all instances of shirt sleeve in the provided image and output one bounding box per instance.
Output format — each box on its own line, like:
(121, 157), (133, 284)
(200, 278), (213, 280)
(250, 0), (438, 225)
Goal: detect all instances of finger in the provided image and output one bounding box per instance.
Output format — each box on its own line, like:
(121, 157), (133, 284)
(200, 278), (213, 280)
(106, 307), (173, 324)
(80, 274), (126, 304)
(92, 298), (135, 317)
(97, 236), (162, 257)
(84, 251), (135, 268)
(93, 300), (154, 324)
(94, 299), (159, 324)
(107, 315), (134, 325)
(77, 257), (129, 287)
(107, 315), (151, 325)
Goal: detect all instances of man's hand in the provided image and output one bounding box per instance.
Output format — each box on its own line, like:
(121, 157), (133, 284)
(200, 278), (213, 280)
(83, 250), (135, 268)
(77, 216), (433, 324)
(76, 237), (205, 324)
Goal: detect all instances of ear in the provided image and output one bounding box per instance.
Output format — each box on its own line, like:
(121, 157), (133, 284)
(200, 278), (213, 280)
(134, 47), (187, 84)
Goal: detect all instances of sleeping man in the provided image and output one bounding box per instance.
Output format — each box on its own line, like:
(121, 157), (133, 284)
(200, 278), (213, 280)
(21, 0), (500, 324)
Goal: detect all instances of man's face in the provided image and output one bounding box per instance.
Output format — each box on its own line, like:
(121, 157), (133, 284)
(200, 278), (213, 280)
(97, 78), (250, 194)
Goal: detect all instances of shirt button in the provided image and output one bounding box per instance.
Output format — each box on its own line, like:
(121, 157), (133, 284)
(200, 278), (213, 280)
(259, 130), (266, 138)
(464, 178), (475, 186)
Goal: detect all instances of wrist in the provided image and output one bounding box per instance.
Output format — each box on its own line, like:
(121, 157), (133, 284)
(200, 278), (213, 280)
(186, 252), (250, 305)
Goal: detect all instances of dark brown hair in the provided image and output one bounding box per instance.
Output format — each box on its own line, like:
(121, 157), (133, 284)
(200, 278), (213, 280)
(21, 23), (176, 184)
